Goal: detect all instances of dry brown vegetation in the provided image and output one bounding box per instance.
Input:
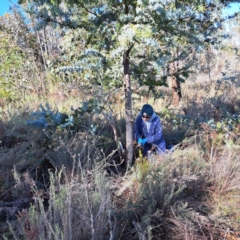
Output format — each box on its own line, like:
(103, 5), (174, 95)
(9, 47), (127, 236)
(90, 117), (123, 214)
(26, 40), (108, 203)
(0, 71), (240, 239)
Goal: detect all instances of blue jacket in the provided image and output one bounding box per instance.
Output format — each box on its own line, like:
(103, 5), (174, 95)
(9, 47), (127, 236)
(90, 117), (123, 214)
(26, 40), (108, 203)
(133, 113), (166, 155)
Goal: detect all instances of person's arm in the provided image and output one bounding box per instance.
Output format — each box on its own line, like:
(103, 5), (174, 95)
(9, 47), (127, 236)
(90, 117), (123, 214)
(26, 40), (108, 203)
(145, 117), (163, 143)
(133, 115), (142, 141)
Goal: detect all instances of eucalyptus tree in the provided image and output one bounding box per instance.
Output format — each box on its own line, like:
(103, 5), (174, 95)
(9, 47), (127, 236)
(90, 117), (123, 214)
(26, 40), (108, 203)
(17, 0), (239, 165)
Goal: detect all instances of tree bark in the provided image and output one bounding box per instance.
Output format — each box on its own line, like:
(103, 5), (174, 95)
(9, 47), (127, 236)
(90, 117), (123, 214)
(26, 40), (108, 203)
(170, 55), (182, 107)
(171, 75), (181, 107)
(122, 3), (133, 167)
(123, 50), (133, 167)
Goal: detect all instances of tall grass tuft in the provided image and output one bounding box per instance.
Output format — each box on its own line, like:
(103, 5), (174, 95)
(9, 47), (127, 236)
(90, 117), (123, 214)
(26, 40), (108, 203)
(14, 164), (113, 240)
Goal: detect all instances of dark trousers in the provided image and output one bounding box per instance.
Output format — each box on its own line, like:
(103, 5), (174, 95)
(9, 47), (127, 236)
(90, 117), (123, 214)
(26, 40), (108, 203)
(143, 143), (153, 157)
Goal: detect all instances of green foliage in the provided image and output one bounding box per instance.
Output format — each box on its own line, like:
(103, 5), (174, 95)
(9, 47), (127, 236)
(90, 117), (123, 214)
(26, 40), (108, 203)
(26, 103), (72, 128)
(0, 31), (27, 101)
(25, 92), (117, 142)
(133, 157), (150, 182)
(18, 0), (232, 92)
(0, 13), (46, 102)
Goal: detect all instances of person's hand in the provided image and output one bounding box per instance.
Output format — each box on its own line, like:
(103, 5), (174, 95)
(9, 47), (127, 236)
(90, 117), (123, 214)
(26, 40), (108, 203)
(138, 138), (142, 145)
(141, 138), (147, 145)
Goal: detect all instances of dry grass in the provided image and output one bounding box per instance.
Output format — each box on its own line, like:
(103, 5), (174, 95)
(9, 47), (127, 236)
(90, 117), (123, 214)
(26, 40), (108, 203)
(0, 72), (240, 239)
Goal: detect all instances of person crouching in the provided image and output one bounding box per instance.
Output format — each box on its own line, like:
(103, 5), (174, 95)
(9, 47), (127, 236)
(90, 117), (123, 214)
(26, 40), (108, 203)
(133, 104), (166, 157)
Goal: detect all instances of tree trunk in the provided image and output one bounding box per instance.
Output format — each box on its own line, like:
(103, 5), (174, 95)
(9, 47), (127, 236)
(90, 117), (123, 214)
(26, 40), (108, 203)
(170, 56), (182, 107)
(123, 50), (133, 167)
(171, 75), (181, 107)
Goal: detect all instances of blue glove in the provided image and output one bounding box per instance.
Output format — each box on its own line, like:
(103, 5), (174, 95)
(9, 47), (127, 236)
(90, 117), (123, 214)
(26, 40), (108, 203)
(138, 138), (142, 145)
(141, 138), (147, 145)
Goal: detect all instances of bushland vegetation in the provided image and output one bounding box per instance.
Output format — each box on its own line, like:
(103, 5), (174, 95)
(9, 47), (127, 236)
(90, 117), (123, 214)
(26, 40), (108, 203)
(0, 2), (240, 240)
(1, 74), (240, 239)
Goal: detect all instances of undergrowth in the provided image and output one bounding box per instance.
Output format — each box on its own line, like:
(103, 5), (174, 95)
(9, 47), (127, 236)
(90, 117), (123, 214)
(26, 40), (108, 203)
(0, 79), (240, 239)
